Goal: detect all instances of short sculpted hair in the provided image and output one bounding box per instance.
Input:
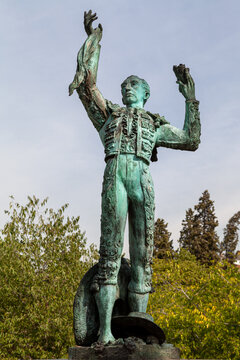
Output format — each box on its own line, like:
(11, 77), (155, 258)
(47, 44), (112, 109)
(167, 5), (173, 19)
(121, 75), (150, 105)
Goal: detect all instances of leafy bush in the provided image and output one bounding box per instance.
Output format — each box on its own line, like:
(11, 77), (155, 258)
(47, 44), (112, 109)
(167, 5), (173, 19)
(0, 196), (98, 359)
(148, 249), (240, 360)
(1, 196), (240, 359)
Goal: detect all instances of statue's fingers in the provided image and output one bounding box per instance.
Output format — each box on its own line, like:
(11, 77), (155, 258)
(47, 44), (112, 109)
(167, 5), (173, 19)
(85, 10), (91, 19)
(89, 12), (97, 19)
(85, 19), (91, 28)
(190, 76), (195, 87)
(88, 19), (98, 29)
(176, 81), (186, 96)
(173, 66), (179, 79)
(186, 72), (194, 88)
(184, 68), (191, 81)
(98, 23), (103, 31)
(86, 10), (94, 20)
(176, 80), (184, 87)
(84, 11), (88, 24)
(90, 15), (98, 24)
(184, 69), (194, 88)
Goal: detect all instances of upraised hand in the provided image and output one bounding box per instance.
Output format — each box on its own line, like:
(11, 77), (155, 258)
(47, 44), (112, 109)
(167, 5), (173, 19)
(84, 10), (103, 38)
(173, 64), (196, 100)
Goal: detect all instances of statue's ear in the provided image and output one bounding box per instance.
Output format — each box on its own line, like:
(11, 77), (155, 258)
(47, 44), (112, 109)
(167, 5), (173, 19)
(144, 91), (150, 102)
(145, 92), (150, 101)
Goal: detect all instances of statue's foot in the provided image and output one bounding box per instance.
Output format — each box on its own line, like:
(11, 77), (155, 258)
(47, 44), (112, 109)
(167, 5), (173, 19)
(98, 333), (115, 345)
(113, 338), (124, 345)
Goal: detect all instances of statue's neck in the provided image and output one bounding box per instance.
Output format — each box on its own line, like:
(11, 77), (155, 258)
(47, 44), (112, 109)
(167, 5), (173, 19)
(126, 104), (144, 110)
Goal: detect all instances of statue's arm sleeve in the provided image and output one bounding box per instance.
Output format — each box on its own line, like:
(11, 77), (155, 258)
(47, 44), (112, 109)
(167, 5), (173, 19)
(155, 100), (201, 151)
(69, 31), (108, 132)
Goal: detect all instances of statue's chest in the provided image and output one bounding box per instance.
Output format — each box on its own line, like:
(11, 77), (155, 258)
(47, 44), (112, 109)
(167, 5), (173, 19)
(120, 113), (138, 152)
(106, 110), (155, 138)
(101, 109), (156, 161)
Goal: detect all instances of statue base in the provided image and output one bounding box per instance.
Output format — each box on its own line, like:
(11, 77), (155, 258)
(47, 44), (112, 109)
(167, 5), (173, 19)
(68, 342), (180, 360)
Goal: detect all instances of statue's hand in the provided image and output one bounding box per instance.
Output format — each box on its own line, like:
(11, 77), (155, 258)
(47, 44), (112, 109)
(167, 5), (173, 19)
(173, 64), (195, 100)
(84, 10), (103, 39)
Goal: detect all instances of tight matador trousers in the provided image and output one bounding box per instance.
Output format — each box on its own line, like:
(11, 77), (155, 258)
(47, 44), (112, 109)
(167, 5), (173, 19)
(96, 154), (155, 294)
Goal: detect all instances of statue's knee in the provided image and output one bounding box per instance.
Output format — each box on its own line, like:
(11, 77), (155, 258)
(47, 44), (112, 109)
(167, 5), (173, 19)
(91, 257), (121, 292)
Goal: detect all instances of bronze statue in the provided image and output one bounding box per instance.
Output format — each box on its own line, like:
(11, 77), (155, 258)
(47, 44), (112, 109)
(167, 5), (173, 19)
(69, 10), (201, 345)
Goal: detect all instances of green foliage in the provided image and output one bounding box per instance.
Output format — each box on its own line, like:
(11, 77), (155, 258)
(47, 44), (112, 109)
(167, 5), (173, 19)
(179, 190), (219, 264)
(179, 208), (199, 252)
(0, 196), (98, 360)
(153, 218), (173, 259)
(148, 249), (240, 360)
(221, 211), (240, 263)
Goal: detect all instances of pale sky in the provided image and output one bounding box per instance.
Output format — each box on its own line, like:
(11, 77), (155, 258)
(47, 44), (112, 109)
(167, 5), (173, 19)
(0, 0), (240, 252)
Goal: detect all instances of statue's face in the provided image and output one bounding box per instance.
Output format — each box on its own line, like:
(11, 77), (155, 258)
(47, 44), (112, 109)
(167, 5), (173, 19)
(121, 76), (148, 107)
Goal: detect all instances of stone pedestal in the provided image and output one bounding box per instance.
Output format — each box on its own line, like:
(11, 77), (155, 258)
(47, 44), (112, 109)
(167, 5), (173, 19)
(68, 342), (180, 360)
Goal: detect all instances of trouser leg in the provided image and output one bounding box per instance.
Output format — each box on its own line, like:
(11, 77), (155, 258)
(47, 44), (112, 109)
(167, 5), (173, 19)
(128, 199), (151, 312)
(98, 159), (128, 286)
(94, 157), (128, 343)
(128, 162), (155, 311)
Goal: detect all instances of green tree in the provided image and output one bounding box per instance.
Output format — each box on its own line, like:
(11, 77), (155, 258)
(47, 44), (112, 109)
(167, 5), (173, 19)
(221, 211), (240, 263)
(153, 218), (173, 259)
(179, 190), (219, 264)
(148, 250), (240, 360)
(179, 208), (201, 254)
(0, 196), (98, 360)
(194, 190), (219, 263)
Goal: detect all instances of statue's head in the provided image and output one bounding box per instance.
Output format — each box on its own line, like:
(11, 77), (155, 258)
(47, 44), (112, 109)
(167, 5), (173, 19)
(121, 75), (150, 108)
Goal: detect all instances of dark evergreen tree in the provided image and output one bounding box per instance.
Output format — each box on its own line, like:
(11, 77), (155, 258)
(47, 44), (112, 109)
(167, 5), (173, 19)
(194, 190), (219, 264)
(179, 190), (219, 264)
(221, 211), (240, 263)
(153, 218), (173, 259)
(179, 208), (201, 256)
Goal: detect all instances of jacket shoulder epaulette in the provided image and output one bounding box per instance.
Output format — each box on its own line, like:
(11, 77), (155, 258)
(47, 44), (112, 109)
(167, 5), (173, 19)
(146, 111), (170, 128)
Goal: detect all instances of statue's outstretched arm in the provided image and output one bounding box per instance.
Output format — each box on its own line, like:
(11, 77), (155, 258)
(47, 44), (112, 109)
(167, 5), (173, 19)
(69, 11), (108, 132)
(156, 64), (201, 151)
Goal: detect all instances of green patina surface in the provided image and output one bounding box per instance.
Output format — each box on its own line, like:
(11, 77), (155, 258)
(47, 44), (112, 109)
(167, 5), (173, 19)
(69, 10), (201, 345)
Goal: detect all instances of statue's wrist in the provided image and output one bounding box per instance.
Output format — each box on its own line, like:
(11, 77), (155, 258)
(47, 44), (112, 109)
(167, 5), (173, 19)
(186, 98), (198, 104)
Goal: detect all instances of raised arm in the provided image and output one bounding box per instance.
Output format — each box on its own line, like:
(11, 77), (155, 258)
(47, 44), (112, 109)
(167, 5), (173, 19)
(69, 11), (108, 132)
(156, 64), (201, 151)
